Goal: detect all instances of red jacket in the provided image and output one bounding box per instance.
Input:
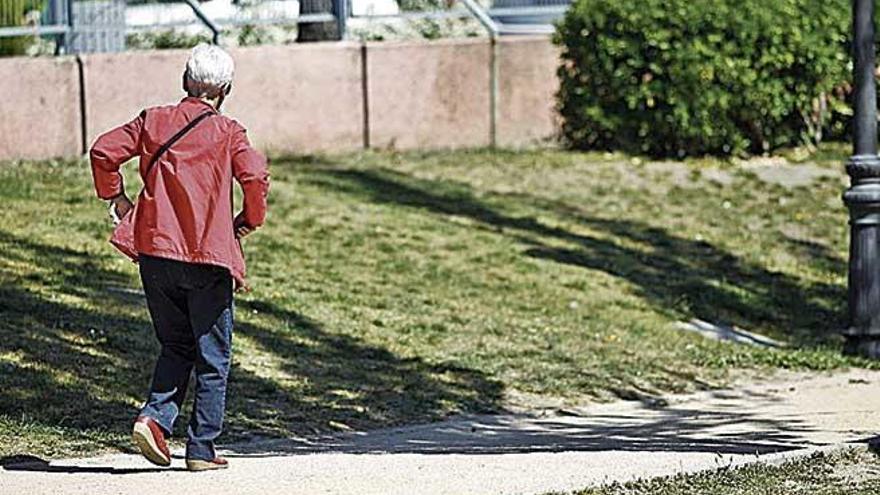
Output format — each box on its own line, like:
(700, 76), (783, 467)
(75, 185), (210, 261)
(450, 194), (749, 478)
(90, 97), (269, 289)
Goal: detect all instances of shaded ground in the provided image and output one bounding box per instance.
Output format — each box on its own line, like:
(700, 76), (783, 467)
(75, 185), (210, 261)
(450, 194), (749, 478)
(2, 370), (879, 495)
(0, 146), (874, 458)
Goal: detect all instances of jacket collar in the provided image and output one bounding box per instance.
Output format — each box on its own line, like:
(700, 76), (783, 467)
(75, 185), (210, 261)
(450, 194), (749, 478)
(180, 96), (219, 114)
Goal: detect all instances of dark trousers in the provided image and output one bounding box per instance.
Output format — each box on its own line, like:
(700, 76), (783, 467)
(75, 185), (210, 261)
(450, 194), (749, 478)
(138, 254), (234, 461)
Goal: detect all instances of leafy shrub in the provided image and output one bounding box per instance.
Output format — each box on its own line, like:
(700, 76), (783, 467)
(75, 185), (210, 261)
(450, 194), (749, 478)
(554, 0), (851, 157)
(396, 0), (447, 12)
(126, 29), (212, 50)
(237, 24), (273, 46)
(349, 17), (482, 42)
(0, 0), (42, 57)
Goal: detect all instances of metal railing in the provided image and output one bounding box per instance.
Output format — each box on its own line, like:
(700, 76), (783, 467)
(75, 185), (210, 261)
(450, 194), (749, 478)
(347, 1), (567, 38)
(182, 0), (220, 43)
(0, 0), (569, 55)
(124, 0), (349, 43)
(0, 0), (346, 53)
(124, 0), (568, 42)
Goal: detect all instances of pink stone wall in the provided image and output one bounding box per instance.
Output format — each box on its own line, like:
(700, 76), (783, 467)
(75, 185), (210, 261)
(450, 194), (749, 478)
(82, 44), (364, 154)
(366, 38), (492, 149)
(81, 49), (187, 147)
(497, 36), (560, 147)
(1, 36), (560, 161)
(225, 43), (364, 153)
(0, 57), (81, 161)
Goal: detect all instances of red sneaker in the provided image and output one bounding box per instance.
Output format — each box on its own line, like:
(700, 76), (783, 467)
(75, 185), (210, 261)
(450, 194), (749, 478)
(131, 416), (171, 467)
(186, 456), (229, 472)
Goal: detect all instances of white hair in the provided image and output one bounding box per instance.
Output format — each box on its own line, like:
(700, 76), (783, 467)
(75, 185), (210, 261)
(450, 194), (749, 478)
(185, 43), (234, 98)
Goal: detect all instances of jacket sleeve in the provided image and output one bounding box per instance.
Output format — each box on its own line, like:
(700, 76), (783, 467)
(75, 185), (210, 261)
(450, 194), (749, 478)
(231, 123), (269, 228)
(89, 111), (145, 200)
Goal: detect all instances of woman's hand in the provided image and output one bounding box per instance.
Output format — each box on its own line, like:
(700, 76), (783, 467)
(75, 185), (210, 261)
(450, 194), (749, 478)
(234, 214), (254, 239)
(109, 195), (134, 225)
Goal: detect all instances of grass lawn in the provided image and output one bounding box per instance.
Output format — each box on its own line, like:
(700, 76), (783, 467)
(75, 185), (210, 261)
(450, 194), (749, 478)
(567, 448), (880, 495)
(0, 145), (875, 458)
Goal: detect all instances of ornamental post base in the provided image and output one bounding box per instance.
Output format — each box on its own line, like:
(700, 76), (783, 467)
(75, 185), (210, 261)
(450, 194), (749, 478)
(844, 335), (880, 359)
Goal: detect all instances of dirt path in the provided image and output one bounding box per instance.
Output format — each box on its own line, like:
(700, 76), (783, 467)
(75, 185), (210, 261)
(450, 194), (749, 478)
(3, 369), (879, 495)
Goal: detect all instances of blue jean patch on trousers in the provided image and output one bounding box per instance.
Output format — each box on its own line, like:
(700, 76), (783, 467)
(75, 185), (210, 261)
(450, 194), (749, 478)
(137, 254), (234, 461)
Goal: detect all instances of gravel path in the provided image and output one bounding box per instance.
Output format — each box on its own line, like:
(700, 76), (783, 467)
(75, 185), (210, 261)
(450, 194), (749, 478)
(2, 370), (879, 495)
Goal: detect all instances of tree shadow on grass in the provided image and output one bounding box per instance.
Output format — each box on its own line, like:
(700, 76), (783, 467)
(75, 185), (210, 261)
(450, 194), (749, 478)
(303, 166), (845, 346)
(0, 231), (503, 456)
(228, 299), (502, 441)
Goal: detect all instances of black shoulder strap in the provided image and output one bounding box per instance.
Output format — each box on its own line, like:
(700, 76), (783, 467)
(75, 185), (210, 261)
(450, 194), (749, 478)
(146, 110), (214, 174)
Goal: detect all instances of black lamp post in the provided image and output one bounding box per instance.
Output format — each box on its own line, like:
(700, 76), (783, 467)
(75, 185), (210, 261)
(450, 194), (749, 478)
(844, 0), (880, 358)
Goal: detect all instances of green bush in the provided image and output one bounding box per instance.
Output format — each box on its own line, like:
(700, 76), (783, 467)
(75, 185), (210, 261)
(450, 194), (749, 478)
(125, 29), (212, 50)
(0, 0), (40, 57)
(554, 0), (851, 157)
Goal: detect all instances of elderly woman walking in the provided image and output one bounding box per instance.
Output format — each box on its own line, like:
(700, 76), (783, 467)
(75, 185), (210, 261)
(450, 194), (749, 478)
(89, 44), (269, 471)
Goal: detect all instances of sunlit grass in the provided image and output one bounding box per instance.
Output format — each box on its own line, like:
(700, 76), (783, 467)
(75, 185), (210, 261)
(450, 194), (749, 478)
(0, 145), (874, 459)
(567, 448), (880, 495)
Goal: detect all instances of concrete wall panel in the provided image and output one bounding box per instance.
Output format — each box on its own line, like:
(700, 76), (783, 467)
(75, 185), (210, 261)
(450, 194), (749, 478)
(1, 38), (559, 162)
(0, 57), (81, 160)
(81, 49), (187, 147)
(83, 43), (364, 154)
(497, 36), (560, 148)
(367, 39), (491, 149)
(225, 43), (364, 153)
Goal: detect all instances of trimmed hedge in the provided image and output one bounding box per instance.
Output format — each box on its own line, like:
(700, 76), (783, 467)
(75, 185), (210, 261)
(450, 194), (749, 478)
(554, 0), (851, 157)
